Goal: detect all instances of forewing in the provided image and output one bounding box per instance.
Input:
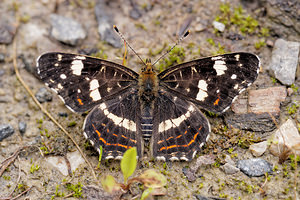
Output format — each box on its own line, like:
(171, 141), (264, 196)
(83, 88), (143, 159)
(158, 52), (260, 114)
(37, 52), (139, 112)
(151, 88), (211, 161)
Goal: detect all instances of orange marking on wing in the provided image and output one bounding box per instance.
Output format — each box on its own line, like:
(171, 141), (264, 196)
(157, 140), (164, 144)
(113, 133), (118, 137)
(121, 135), (137, 143)
(176, 134), (182, 139)
(166, 136), (173, 141)
(77, 98), (83, 105)
(159, 132), (199, 151)
(214, 98), (220, 105)
(107, 129), (109, 133)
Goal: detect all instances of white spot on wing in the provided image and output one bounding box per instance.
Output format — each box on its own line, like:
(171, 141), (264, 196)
(71, 60), (84, 75)
(231, 74), (237, 79)
(211, 56), (222, 60)
(57, 83), (63, 89)
(60, 74), (67, 79)
(234, 84), (239, 89)
(156, 156), (166, 161)
(90, 90), (101, 101)
(235, 54), (240, 61)
(75, 55), (86, 60)
(158, 110), (192, 132)
(100, 103), (136, 132)
(90, 79), (99, 90)
(213, 60), (227, 75)
(170, 157), (179, 161)
(57, 54), (62, 61)
(196, 90), (208, 101)
(78, 89), (81, 93)
(197, 80), (208, 91)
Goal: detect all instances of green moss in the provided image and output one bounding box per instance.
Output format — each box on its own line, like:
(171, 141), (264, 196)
(66, 182), (83, 197)
(68, 121), (77, 127)
(254, 39), (266, 50)
(135, 23), (147, 31)
(157, 46), (185, 72)
(30, 163), (40, 174)
(290, 84), (299, 93)
(91, 50), (108, 60)
(3, 175), (11, 180)
(286, 103), (299, 115)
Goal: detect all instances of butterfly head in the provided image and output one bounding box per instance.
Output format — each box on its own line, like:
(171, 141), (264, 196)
(141, 58), (155, 74)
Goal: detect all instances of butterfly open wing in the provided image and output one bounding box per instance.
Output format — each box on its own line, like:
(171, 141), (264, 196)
(151, 88), (211, 161)
(83, 88), (143, 159)
(159, 52), (260, 114)
(37, 52), (139, 112)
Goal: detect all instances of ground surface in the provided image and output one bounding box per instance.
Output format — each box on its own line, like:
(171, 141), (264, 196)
(0, 0), (299, 199)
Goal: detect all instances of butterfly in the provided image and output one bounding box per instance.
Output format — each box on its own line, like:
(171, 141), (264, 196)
(36, 51), (260, 161)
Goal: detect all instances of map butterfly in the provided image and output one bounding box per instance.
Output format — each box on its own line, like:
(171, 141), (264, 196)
(36, 44), (260, 161)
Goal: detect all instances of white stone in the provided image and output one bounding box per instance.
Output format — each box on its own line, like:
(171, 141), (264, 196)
(269, 119), (300, 157)
(45, 150), (85, 176)
(249, 141), (268, 157)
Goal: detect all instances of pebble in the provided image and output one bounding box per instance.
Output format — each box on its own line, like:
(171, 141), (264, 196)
(268, 39), (300, 85)
(222, 163), (240, 174)
(0, 124), (15, 141)
(18, 121), (27, 135)
(195, 23), (206, 32)
(58, 112), (68, 117)
(0, 53), (5, 62)
(226, 112), (279, 132)
(45, 150), (85, 176)
(94, 2), (122, 48)
(35, 87), (52, 103)
(50, 14), (87, 46)
(237, 158), (273, 177)
(249, 141), (268, 157)
(248, 86), (287, 114)
(0, 23), (16, 44)
(269, 119), (300, 157)
(212, 21), (225, 32)
(194, 195), (214, 200)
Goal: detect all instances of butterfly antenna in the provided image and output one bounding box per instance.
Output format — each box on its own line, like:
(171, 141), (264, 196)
(152, 30), (190, 66)
(113, 25), (146, 66)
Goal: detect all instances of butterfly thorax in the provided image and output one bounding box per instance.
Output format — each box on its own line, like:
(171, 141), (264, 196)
(138, 59), (158, 104)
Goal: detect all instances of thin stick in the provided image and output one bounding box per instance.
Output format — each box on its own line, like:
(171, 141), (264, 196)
(113, 25), (146, 66)
(152, 30), (190, 66)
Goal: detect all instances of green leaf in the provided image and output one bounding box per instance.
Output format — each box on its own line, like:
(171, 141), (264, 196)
(121, 147), (137, 183)
(101, 175), (122, 194)
(138, 169), (167, 188)
(140, 187), (154, 200)
(97, 145), (103, 168)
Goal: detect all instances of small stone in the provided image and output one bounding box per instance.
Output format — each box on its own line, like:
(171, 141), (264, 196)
(268, 39), (300, 85)
(195, 23), (205, 32)
(45, 150), (85, 176)
(0, 53), (5, 62)
(266, 39), (274, 47)
(0, 23), (17, 44)
(225, 112), (279, 132)
(269, 119), (300, 157)
(249, 141), (268, 157)
(35, 87), (52, 103)
(18, 122), (27, 135)
(222, 163), (240, 174)
(287, 87), (294, 96)
(194, 194), (213, 200)
(50, 14), (86, 46)
(248, 86), (287, 114)
(224, 154), (235, 166)
(237, 158), (273, 177)
(231, 96), (248, 114)
(58, 112), (68, 117)
(94, 2), (121, 48)
(0, 124), (15, 141)
(212, 21), (225, 32)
